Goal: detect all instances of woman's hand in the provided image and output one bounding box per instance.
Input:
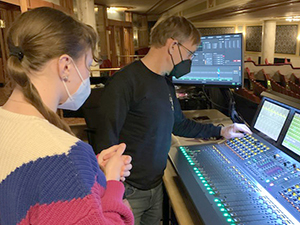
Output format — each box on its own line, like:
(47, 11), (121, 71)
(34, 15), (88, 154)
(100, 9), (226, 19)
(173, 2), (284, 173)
(97, 143), (132, 181)
(97, 144), (125, 171)
(120, 155), (132, 182)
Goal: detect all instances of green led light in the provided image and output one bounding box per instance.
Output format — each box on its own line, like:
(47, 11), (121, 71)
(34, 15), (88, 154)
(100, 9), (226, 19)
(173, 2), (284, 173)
(193, 168), (197, 170)
(206, 187), (211, 190)
(202, 180), (206, 183)
(227, 218), (232, 222)
(223, 213), (229, 217)
(214, 198), (219, 202)
(217, 203), (222, 207)
(220, 208), (225, 212)
(209, 191), (214, 195)
(204, 183), (208, 186)
(190, 163), (195, 165)
(195, 170), (199, 173)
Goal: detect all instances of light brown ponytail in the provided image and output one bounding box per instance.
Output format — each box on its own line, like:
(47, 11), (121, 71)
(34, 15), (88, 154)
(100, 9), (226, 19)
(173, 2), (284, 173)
(7, 54), (73, 134)
(6, 7), (99, 135)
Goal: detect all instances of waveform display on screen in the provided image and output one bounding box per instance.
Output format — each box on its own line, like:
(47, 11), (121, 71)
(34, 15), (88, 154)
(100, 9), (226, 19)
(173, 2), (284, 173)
(283, 113), (300, 156)
(254, 100), (289, 141)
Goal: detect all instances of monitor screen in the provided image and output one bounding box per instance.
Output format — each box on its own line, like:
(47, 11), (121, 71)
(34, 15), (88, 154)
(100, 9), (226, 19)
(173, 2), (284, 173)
(172, 33), (243, 87)
(282, 112), (300, 156)
(254, 99), (290, 141)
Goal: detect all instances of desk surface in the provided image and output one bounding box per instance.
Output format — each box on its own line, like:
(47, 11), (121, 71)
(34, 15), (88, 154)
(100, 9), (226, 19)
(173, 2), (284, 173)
(163, 109), (232, 225)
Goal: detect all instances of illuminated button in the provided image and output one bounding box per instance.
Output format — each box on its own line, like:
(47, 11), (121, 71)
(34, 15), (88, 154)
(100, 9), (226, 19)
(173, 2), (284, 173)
(293, 192), (297, 196)
(288, 188), (292, 192)
(296, 185), (300, 188)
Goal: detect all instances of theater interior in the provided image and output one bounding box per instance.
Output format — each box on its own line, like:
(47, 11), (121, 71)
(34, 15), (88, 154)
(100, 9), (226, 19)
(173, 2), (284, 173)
(2, 0), (300, 224)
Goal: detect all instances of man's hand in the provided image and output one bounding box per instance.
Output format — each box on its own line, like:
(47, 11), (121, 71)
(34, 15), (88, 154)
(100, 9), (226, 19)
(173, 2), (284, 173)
(221, 123), (252, 139)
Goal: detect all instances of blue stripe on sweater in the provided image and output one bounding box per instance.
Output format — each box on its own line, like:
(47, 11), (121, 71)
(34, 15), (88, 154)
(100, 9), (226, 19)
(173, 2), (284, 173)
(0, 141), (106, 225)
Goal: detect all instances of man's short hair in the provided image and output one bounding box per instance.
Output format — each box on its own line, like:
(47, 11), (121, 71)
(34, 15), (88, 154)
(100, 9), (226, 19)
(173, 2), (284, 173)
(150, 15), (201, 47)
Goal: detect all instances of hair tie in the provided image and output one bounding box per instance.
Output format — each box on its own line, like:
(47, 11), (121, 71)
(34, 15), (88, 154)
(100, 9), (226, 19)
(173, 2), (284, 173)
(10, 46), (24, 61)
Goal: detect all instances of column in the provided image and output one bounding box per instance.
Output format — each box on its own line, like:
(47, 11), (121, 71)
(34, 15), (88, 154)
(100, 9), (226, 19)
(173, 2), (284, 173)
(261, 20), (276, 64)
(76, 0), (96, 30)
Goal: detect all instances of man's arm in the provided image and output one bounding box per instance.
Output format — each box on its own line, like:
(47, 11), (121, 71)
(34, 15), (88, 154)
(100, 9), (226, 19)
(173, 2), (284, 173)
(170, 84), (221, 139)
(172, 96), (222, 139)
(170, 85), (251, 139)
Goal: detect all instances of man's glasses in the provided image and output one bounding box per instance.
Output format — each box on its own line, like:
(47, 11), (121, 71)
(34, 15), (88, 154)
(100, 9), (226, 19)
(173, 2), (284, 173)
(177, 42), (196, 60)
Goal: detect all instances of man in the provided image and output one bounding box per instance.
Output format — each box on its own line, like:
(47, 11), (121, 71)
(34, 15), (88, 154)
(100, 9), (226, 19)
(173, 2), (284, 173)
(92, 16), (251, 225)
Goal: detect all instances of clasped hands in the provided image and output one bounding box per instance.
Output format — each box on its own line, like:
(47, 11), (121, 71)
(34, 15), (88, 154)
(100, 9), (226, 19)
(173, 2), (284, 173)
(97, 143), (132, 182)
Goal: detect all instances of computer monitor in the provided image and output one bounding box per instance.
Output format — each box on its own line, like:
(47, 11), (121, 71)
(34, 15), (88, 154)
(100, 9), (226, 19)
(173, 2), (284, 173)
(282, 112), (300, 156)
(253, 99), (290, 141)
(172, 33), (243, 87)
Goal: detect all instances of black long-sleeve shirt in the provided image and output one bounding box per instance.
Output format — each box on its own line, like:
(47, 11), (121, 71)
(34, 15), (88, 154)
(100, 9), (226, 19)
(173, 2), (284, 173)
(93, 60), (221, 190)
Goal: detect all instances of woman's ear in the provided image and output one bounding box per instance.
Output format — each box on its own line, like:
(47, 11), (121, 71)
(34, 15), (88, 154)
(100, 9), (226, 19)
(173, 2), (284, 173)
(58, 55), (72, 81)
(167, 38), (178, 55)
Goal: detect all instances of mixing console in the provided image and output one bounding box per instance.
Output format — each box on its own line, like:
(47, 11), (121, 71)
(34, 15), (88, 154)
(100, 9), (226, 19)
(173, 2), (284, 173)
(169, 95), (300, 225)
(169, 134), (300, 225)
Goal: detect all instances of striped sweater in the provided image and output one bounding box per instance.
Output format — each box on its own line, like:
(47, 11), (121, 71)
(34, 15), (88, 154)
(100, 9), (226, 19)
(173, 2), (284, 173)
(0, 107), (134, 225)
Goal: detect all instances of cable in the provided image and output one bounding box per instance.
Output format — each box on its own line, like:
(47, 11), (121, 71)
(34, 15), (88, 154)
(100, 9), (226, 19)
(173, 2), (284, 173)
(227, 88), (249, 126)
(201, 85), (249, 126)
(201, 85), (229, 111)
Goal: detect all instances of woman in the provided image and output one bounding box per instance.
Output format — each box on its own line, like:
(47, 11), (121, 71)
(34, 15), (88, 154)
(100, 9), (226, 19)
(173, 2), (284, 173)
(0, 7), (133, 225)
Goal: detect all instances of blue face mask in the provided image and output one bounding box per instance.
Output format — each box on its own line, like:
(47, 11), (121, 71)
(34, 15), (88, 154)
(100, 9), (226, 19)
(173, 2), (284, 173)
(58, 59), (91, 111)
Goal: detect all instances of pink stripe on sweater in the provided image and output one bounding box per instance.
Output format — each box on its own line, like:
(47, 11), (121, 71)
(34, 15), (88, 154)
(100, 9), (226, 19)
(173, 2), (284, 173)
(18, 180), (133, 225)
